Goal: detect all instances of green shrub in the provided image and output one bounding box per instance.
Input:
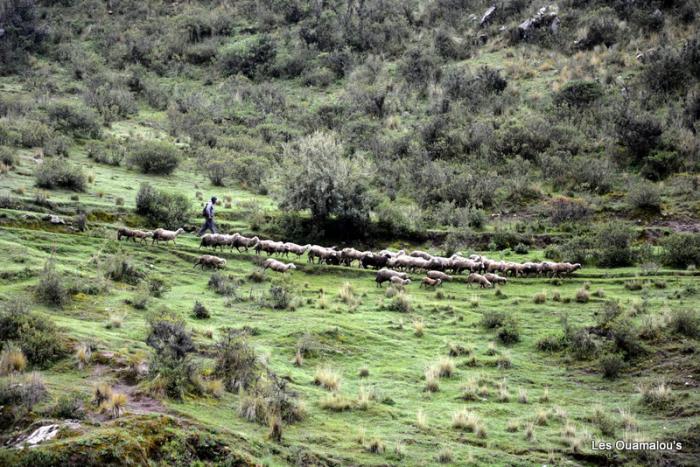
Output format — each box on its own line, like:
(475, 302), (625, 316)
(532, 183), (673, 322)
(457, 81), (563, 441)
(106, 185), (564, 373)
(513, 243), (529, 254)
(35, 257), (69, 308)
(42, 135), (70, 157)
(104, 253), (144, 285)
(193, 301), (210, 319)
(146, 316), (198, 399)
(387, 293), (412, 313)
(661, 233), (700, 268)
(35, 159), (86, 191)
(0, 146), (16, 166)
(208, 272), (238, 297)
(0, 297), (68, 367)
(611, 320), (645, 360)
(554, 80), (603, 107)
(569, 329), (597, 360)
(536, 334), (566, 352)
(267, 285), (293, 310)
(497, 318), (521, 345)
(0, 372), (47, 421)
(669, 309), (699, 338)
(577, 17), (618, 50)
(86, 139), (125, 166)
(51, 393), (86, 419)
(481, 311), (507, 329)
(643, 47), (687, 94)
(46, 101), (101, 139)
(135, 183), (191, 228)
(599, 354), (625, 380)
(214, 328), (259, 391)
(219, 35), (276, 79)
(128, 141), (180, 175)
(627, 180), (661, 212)
(83, 81), (137, 122)
(0, 0), (46, 74)
(614, 109), (663, 166)
(596, 222), (634, 267)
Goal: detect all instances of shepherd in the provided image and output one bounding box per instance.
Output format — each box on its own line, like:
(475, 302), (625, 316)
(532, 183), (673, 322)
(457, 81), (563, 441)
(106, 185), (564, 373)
(198, 196), (218, 236)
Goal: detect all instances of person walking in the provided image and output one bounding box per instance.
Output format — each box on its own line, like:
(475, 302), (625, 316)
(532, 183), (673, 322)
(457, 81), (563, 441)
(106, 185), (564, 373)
(198, 196), (218, 236)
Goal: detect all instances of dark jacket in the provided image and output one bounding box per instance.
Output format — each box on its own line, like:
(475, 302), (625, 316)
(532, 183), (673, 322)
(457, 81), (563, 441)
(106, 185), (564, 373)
(204, 201), (215, 219)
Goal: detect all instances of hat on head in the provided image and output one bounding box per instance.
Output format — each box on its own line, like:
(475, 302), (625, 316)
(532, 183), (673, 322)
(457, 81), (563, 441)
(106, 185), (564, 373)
(211, 196), (217, 202)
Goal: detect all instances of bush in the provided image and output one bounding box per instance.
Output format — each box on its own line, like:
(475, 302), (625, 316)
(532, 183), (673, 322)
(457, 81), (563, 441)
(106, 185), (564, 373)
(0, 146), (16, 167)
(128, 141), (180, 175)
(387, 293), (411, 313)
(35, 257), (69, 308)
(627, 180), (661, 212)
(276, 131), (373, 224)
(569, 329), (597, 360)
(267, 285), (292, 310)
(611, 320), (645, 360)
(615, 110), (663, 166)
(399, 46), (440, 91)
(0, 297), (68, 367)
(46, 101), (101, 139)
(554, 80), (603, 107)
(643, 48), (687, 94)
(548, 197), (591, 224)
(513, 243), (529, 254)
(214, 328), (259, 391)
(596, 222), (634, 267)
(669, 309), (699, 338)
(42, 135), (70, 157)
(51, 393), (85, 419)
(86, 140), (125, 166)
(661, 233), (700, 268)
(497, 318), (521, 345)
(536, 334), (566, 352)
(193, 301), (210, 319)
(205, 160), (229, 186)
(219, 35), (276, 79)
(481, 311), (506, 329)
(146, 317), (198, 399)
(0, 0), (46, 74)
(135, 183), (191, 228)
(0, 372), (47, 420)
(600, 353), (625, 380)
(35, 159), (86, 191)
(208, 272), (238, 297)
(577, 17), (618, 49)
(104, 253), (144, 285)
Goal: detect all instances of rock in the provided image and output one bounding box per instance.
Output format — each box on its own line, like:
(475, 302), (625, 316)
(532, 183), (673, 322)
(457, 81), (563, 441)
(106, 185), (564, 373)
(516, 5), (559, 40)
(13, 422), (80, 449)
(43, 214), (65, 225)
(480, 6), (497, 27)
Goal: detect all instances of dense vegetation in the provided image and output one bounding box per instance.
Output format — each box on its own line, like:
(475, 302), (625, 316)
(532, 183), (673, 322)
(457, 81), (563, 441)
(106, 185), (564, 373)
(0, 0), (699, 465)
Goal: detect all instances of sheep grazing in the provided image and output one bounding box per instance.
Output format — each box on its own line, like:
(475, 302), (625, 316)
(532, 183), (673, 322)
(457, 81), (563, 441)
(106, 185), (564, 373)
(263, 258), (297, 273)
(375, 268), (408, 287)
(467, 273), (493, 288)
(152, 228), (185, 245)
(484, 273), (507, 285)
(117, 227), (152, 243)
(361, 253), (390, 269)
(410, 250), (433, 260)
(427, 270), (452, 282)
(390, 276), (411, 288)
(420, 277), (442, 288)
(194, 255), (227, 270)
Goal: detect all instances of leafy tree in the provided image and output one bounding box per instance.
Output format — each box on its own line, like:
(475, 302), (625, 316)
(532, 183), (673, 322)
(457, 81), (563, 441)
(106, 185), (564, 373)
(275, 131), (373, 224)
(135, 183), (191, 228)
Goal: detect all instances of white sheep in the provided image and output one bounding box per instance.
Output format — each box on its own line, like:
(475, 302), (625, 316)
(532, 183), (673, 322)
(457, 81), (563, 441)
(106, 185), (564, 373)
(194, 255), (227, 269)
(152, 228), (185, 245)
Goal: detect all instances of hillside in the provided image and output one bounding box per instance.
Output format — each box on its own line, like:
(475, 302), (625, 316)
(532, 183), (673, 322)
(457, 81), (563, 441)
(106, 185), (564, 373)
(1, 0), (700, 465)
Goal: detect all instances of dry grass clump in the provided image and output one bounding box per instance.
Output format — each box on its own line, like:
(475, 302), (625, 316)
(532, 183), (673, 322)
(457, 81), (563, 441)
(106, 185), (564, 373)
(75, 343), (91, 370)
(0, 346), (27, 375)
(618, 408), (638, 431)
(497, 380), (510, 402)
(365, 437), (385, 454)
(416, 408), (428, 430)
(575, 288), (590, 303)
(533, 290), (547, 304)
(424, 367), (440, 393)
(203, 379), (225, 398)
(356, 386), (372, 410)
(460, 379), (479, 401)
(338, 282), (360, 308)
(524, 422), (536, 441)
(552, 291), (561, 302)
(506, 419), (519, 432)
(293, 349), (304, 367)
(562, 420), (577, 438)
(93, 383), (113, 406)
(436, 447), (453, 463)
(436, 357), (455, 378)
(448, 343), (470, 357)
(638, 381), (673, 408)
(535, 409), (549, 426)
(105, 311), (125, 329)
(552, 405), (568, 420)
(451, 409), (481, 433)
(100, 392), (127, 419)
(517, 387), (528, 404)
(319, 393), (353, 411)
(496, 352), (512, 369)
(413, 318), (425, 337)
(539, 387), (550, 403)
(469, 295), (480, 308)
(314, 367), (341, 391)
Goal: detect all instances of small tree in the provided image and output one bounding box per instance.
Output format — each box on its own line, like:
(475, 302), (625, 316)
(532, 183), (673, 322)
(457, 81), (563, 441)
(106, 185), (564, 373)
(275, 132), (373, 224)
(596, 222), (634, 267)
(128, 141), (180, 175)
(135, 183), (190, 228)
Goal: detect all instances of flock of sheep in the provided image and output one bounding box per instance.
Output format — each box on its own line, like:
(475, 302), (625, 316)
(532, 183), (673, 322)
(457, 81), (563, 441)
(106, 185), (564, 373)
(117, 227), (582, 289)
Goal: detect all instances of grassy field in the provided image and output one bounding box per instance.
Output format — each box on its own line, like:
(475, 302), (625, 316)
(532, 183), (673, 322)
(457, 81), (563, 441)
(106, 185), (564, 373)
(0, 197), (698, 465)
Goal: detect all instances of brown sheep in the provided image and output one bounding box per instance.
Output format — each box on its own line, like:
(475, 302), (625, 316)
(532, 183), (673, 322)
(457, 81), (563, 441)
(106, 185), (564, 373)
(117, 227), (152, 243)
(420, 277), (442, 288)
(194, 255), (227, 270)
(467, 273), (492, 288)
(375, 268), (408, 287)
(427, 270), (453, 282)
(484, 273), (507, 285)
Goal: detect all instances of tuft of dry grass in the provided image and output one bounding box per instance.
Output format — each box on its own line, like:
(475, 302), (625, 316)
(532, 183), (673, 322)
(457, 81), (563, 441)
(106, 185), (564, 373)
(0, 346), (27, 375)
(576, 288), (590, 303)
(338, 282), (360, 308)
(562, 420), (577, 438)
(75, 343), (91, 370)
(535, 409), (549, 426)
(365, 437), (385, 454)
(416, 408), (428, 430)
(93, 383), (113, 406)
(539, 387), (550, 403)
(436, 357), (455, 378)
(436, 446), (453, 463)
(485, 341), (499, 356)
(469, 295), (480, 308)
(105, 311), (125, 329)
(293, 349), (304, 367)
(618, 408), (638, 431)
(461, 380), (479, 401)
(506, 419), (519, 432)
(203, 379), (224, 398)
(319, 393), (353, 411)
(413, 318), (425, 337)
(533, 290), (547, 304)
(424, 367), (440, 393)
(105, 392), (127, 418)
(638, 381), (673, 408)
(517, 388), (528, 404)
(356, 386), (371, 410)
(314, 367), (341, 391)
(524, 422), (536, 441)
(452, 409), (485, 436)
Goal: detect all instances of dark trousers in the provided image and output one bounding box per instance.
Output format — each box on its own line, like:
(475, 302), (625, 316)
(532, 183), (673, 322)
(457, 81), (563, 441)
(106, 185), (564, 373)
(198, 217), (218, 236)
